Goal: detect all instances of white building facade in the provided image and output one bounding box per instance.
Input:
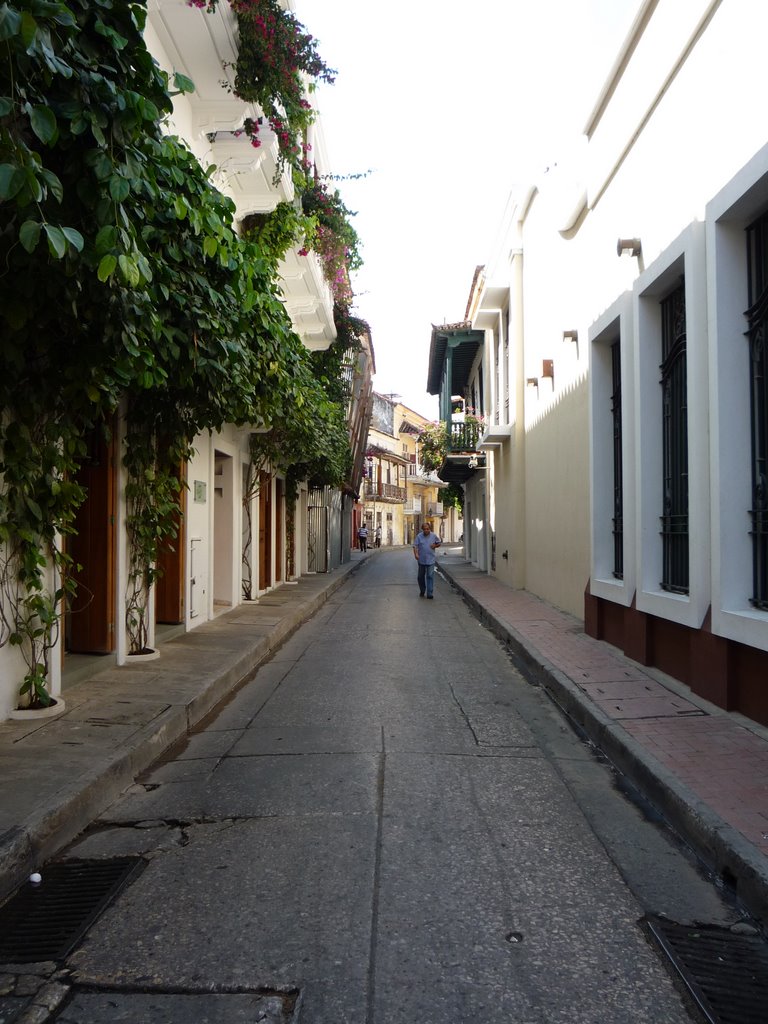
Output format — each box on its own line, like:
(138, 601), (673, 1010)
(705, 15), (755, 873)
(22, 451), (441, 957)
(468, 0), (768, 725)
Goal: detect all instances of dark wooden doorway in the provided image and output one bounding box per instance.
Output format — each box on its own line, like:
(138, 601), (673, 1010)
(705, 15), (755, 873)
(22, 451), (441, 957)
(275, 478), (284, 583)
(258, 471), (272, 591)
(156, 463), (187, 624)
(67, 430), (116, 654)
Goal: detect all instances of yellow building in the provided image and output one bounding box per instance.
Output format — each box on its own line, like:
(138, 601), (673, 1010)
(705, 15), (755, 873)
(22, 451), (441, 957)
(362, 394), (408, 546)
(395, 403), (460, 545)
(361, 395), (462, 546)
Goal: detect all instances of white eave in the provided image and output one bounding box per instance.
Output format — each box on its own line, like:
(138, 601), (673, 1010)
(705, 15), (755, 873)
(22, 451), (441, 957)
(147, 0), (335, 350)
(148, 0), (240, 131)
(206, 130), (295, 213)
(279, 249), (336, 350)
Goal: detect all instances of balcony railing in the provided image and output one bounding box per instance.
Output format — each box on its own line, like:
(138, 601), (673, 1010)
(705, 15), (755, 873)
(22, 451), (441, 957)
(448, 421), (481, 453)
(364, 481), (406, 501)
(432, 419), (485, 485)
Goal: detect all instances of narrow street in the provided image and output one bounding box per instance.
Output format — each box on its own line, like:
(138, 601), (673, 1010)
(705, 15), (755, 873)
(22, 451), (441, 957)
(54, 548), (736, 1023)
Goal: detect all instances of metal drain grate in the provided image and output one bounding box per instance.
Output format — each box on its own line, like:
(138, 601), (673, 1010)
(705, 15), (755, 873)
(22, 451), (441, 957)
(648, 916), (768, 1024)
(0, 857), (144, 964)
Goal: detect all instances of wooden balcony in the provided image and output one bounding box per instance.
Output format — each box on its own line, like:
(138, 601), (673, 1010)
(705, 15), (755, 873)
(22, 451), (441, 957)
(364, 481), (406, 502)
(448, 421), (481, 453)
(439, 420), (485, 485)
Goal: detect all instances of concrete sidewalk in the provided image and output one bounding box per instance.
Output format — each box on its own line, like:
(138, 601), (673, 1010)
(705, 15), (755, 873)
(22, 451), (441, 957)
(0, 554), (368, 902)
(437, 548), (768, 928)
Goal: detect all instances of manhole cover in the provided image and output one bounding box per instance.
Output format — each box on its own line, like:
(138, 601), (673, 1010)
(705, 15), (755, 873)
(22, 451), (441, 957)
(0, 857), (144, 964)
(648, 916), (768, 1024)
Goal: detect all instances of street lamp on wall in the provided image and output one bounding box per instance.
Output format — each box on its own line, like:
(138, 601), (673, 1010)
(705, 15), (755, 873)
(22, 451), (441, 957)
(616, 237), (642, 257)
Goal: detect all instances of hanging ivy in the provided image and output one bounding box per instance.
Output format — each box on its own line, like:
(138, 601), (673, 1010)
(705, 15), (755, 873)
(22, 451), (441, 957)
(0, 0), (344, 700)
(418, 423), (450, 474)
(300, 178), (362, 307)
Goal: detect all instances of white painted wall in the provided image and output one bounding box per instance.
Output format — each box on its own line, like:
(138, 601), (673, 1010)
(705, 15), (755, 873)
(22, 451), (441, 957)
(472, 0), (768, 635)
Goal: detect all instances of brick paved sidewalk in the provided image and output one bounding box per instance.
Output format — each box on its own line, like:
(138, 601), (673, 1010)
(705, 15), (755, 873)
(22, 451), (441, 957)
(437, 552), (768, 924)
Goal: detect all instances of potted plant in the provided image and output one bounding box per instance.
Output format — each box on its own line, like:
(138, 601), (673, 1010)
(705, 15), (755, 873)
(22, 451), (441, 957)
(0, 419), (84, 717)
(463, 410), (487, 450)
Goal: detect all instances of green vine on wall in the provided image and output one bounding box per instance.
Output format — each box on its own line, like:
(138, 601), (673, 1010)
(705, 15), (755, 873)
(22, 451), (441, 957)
(123, 425), (187, 655)
(0, 0), (345, 701)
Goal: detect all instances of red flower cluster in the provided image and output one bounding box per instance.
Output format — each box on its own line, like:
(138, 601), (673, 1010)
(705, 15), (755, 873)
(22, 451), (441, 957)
(193, 0), (335, 175)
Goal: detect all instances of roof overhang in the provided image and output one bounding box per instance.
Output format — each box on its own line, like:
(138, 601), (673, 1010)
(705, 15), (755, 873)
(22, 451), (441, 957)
(426, 323), (484, 396)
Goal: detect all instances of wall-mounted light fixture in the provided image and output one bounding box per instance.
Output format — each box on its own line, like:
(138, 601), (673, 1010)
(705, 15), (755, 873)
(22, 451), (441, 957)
(502, 549), (509, 560)
(526, 377), (539, 395)
(616, 237), (642, 257)
(563, 329), (579, 359)
(542, 359), (554, 388)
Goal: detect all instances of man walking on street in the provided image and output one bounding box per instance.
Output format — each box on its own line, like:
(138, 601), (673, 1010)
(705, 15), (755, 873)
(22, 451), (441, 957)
(413, 520), (442, 598)
(358, 523), (369, 552)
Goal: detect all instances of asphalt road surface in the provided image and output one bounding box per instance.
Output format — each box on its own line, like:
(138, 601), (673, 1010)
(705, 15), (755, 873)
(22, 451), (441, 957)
(58, 548), (739, 1023)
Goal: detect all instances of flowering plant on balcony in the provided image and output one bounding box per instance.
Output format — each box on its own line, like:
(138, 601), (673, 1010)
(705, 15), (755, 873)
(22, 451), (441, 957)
(242, 183), (362, 308)
(190, 0), (335, 174)
(300, 178), (362, 307)
(463, 410), (486, 449)
(418, 422), (449, 474)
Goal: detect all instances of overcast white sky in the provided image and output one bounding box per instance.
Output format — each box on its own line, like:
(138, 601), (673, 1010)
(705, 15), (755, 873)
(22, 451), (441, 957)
(298, 1), (639, 417)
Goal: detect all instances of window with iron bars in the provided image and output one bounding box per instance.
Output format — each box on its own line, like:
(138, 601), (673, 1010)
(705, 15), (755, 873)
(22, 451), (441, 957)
(660, 281), (689, 593)
(611, 340), (623, 579)
(746, 213), (768, 610)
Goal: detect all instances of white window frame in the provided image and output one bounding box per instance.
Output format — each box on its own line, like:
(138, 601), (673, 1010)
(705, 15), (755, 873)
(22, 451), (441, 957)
(707, 141), (768, 652)
(633, 221), (710, 629)
(589, 292), (635, 606)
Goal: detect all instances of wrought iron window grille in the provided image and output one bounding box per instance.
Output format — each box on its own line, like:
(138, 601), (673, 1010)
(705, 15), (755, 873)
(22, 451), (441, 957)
(746, 214), (768, 610)
(659, 281), (689, 594)
(611, 340), (624, 579)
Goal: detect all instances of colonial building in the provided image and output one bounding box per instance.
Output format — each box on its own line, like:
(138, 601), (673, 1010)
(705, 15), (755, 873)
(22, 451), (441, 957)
(427, 319), (489, 566)
(443, 0), (768, 726)
(0, 0), (373, 718)
(396, 403), (453, 545)
(362, 394), (408, 546)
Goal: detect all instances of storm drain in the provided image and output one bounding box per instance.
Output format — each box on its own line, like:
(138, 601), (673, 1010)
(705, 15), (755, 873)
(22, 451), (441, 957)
(647, 916), (768, 1024)
(0, 857), (144, 964)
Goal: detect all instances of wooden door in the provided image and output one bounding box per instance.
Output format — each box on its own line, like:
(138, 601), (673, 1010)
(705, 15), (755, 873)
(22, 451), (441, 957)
(156, 463), (187, 624)
(275, 478), (284, 583)
(258, 471), (272, 591)
(67, 431), (116, 653)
